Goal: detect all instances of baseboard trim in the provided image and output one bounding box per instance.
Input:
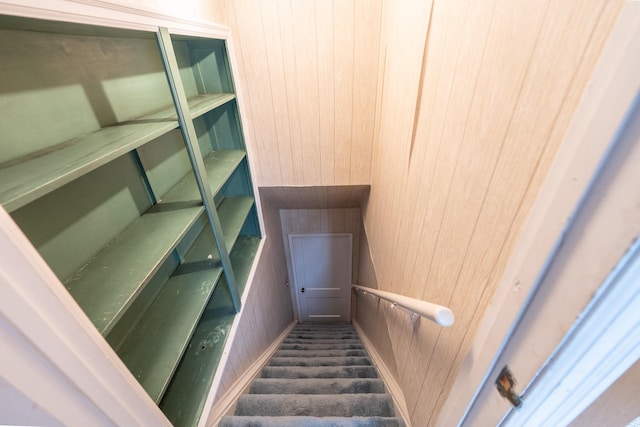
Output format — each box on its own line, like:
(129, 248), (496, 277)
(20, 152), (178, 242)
(354, 321), (412, 427)
(206, 320), (298, 426)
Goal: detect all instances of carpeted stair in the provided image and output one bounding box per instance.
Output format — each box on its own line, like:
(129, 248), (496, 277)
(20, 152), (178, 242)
(220, 323), (405, 427)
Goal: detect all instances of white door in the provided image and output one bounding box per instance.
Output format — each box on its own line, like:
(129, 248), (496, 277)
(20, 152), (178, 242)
(289, 233), (352, 323)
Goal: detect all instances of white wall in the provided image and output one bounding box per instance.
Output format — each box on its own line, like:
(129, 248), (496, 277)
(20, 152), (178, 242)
(0, 377), (62, 427)
(103, 0), (226, 24)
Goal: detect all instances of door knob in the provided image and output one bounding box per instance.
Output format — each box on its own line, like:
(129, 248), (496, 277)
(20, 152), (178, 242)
(301, 288), (305, 293)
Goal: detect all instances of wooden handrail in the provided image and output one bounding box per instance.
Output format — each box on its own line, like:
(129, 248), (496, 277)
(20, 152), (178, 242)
(352, 284), (455, 327)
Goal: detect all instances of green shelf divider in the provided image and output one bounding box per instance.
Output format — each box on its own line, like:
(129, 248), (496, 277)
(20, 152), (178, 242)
(0, 94), (235, 212)
(160, 235), (261, 427)
(116, 230), (222, 403)
(115, 196), (254, 402)
(65, 150), (246, 335)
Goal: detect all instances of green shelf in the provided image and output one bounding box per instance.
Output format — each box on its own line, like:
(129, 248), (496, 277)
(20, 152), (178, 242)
(228, 235), (262, 297)
(160, 235), (261, 427)
(188, 93), (235, 118)
(65, 150), (246, 335)
(1, 17), (262, 427)
(116, 230), (222, 403)
(0, 94), (236, 212)
(115, 196), (254, 402)
(202, 151), (246, 196)
(217, 196), (255, 251)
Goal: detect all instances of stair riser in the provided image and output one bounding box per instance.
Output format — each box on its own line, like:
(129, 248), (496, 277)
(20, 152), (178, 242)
(293, 325), (356, 331)
(287, 334), (359, 340)
(283, 339), (362, 345)
(219, 416), (405, 427)
(293, 323), (354, 327)
(261, 366), (378, 379)
(280, 344), (364, 351)
(274, 349), (368, 358)
(229, 324), (403, 425)
(269, 357), (372, 367)
(249, 378), (386, 394)
(235, 394), (395, 417)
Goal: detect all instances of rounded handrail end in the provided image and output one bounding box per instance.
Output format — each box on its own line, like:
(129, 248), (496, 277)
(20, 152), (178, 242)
(436, 308), (455, 327)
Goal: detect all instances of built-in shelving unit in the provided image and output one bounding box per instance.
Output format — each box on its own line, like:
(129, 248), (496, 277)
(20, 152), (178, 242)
(0, 13), (260, 427)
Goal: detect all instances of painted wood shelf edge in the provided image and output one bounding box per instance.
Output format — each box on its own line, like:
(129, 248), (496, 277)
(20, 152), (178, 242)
(189, 93), (235, 119)
(0, 93), (236, 213)
(65, 149), (246, 335)
(159, 235), (261, 427)
(217, 196), (255, 252)
(116, 230), (225, 403)
(97, 197), (255, 403)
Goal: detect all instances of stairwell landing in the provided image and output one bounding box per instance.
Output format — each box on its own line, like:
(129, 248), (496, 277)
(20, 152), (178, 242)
(220, 323), (405, 427)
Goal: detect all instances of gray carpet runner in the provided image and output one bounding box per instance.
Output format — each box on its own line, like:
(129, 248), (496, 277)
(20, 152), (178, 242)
(220, 323), (405, 427)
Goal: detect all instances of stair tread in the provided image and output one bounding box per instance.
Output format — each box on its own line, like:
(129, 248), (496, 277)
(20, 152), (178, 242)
(286, 335), (360, 339)
(287, 333), (359, 337)
(231, 325), (400, 425)
(283, 339), (363, 345)
(269, 356), (372, 367)
(250, 378), (385, 394)
(261, 365), (378, 379)
(220, 416), (405, 427)
(275, 349), (368, 358)
(280, 343), (364, 350)
(235, 394), (395, 417)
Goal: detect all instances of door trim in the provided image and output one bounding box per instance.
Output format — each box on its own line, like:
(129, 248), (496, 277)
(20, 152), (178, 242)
(502, 238), (640, 426)
(436, 2), (640, 425)
(288, 233), (353, 323)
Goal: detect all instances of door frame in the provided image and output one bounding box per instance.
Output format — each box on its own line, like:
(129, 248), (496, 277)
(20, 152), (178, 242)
(436, 2), (640, 425)
(288, 233), (353, 323)
(501, 236), (640, 426)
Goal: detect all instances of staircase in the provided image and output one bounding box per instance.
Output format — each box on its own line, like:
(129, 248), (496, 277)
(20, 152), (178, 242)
(220, 323), (405, 427)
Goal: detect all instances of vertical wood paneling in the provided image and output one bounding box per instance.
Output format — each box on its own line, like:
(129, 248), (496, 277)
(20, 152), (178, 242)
(291, 1), (322, 185)
(275, 0), (305, 184)
(224, 0), (381, 186)
(333, 0), (355, 183)
(216, 0), (622, 423)
(259, 186), (369, 209)
(352, 0), (383, 183)
(367, 0), (432, 307)
(316, 0), (336, 185)
(394, 0), (468, 301)
(226, 0), (281, 183)
(358, 0), (624, 425)
(409, 0), (551, 421)
(260, 1), (295, 183)
(420, 2), (624, 422)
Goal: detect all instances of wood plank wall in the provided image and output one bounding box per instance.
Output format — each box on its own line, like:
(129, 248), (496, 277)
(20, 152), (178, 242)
(260, 186), (369, 210)
(217, 0), (382, 186)
(359, 0), (624, 425)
